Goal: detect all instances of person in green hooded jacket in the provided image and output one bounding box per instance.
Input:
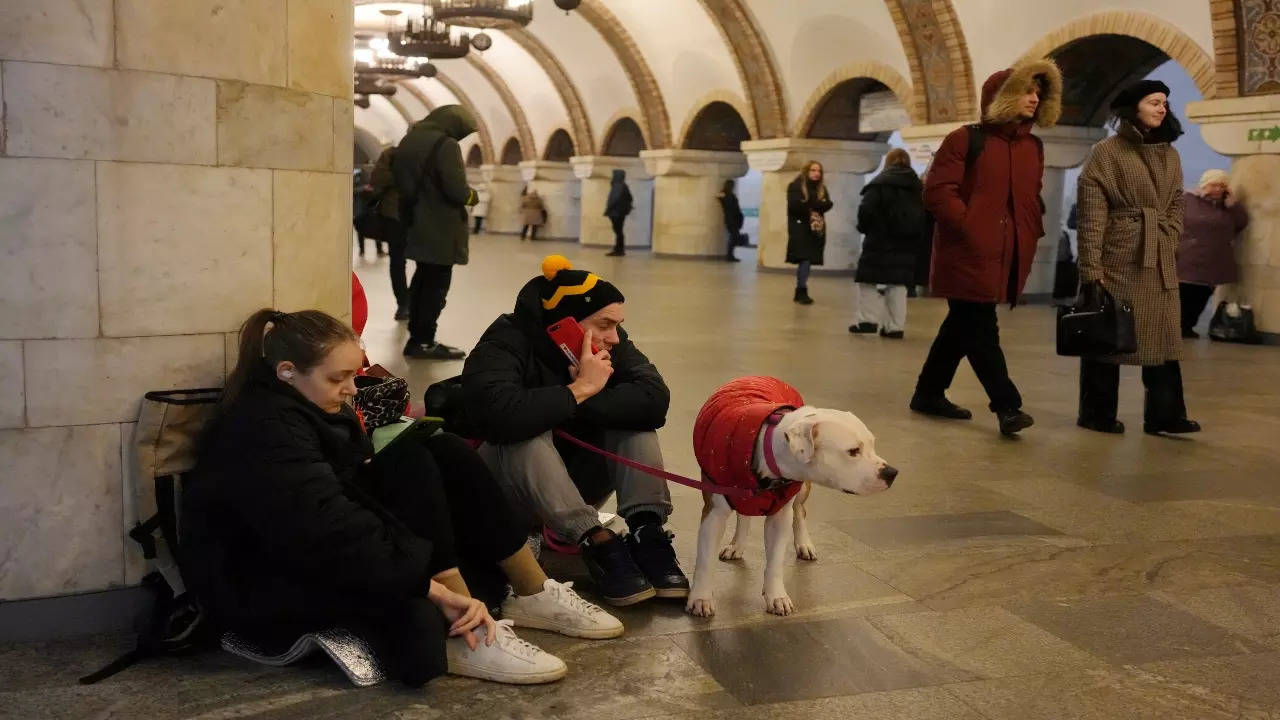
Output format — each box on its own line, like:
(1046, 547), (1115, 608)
(394, 105), (479, 360)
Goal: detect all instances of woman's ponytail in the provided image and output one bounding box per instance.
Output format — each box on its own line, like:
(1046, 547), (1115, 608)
(220, 308), (357, 411)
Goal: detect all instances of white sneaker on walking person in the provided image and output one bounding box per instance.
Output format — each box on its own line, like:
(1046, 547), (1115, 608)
(446, 620), (567, 684)
(501, 579), (625, 639)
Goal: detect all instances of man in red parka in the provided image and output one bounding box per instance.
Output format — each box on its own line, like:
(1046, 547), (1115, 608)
(910, 59), (1062, 436)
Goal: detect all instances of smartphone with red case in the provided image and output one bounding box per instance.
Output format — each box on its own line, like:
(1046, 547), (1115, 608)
(547, 318), (599, 367)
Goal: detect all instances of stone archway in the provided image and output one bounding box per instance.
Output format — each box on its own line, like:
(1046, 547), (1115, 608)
(793, 61), (914, 139)
(883, 0), (977, 123)
(679, 94), (754, 151)
(577, 0), (672, 148)
(602, 116), (647, 157)
(500, 137), (524, 166)
(543, 129), (575, 162)
(506, 27), (595, 155)
(1017, 10), (1216, 99)
(695, 0), (788, 139)
(466, 145), (483, 168)
(465, 54), (537, 160)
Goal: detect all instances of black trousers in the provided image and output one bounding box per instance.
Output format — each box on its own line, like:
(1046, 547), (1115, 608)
(473, 215), (484, 234)
(408, 262), (453, 344)
(915, 300), (1022, 412)
(610, 215), (626, 251)
(1078, 359), (1189, 424)
(726, 229), (740, 257)
(234, 433), (526, 687)
(521, 224), (539, 240)
(1179, 282), (1215, 333)
(382, 219), (409, 308)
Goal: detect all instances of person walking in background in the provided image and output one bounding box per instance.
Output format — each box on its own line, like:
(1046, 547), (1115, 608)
(786, 161), (832, 304)
(472, 181), (491, 235)
(717, 179), (744, 263)
(521, 188), (546, 241)
(850, 149), (926, 338)
(910, 59), (1062, 436)
(1076, 80), (1199, 436)
(369, 146), (410, 321)
(394, 105), (479, 361)
(605, 169), (634, 257)
(1177, 169), (1248, 338)
(352, 167), (384, 257)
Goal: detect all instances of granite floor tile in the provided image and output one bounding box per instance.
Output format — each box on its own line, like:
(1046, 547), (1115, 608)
(1006, 593), (1266, 666)
(830, 510), (1064, 550)
(671, 616), (976, 705)
(1135, 651), (1280, 713)
(638, 686), (985, 720)
(1154, 583), (1280, 649)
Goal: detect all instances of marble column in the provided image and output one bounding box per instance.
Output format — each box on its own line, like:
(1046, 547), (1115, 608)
(571, 156), (653, 249)
(1032, 126), (1107, 296)
(481, 164), (525, 234)
(640, 149), (747, 257)
(1187, 96), (1280, 336)
(741, 138), (887, 272)
(519, 161), (580, 241)
(0, 0), (354, 601)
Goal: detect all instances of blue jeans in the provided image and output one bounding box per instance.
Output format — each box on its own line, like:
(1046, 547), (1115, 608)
(796, 261), (811, 289)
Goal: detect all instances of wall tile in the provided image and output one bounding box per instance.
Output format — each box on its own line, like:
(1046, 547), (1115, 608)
(216, 81), (334, 170)
(0, 0), (113, 67)
(286, 0), (353, 98)
(96, 162), (273, 336)
(24, 336), (225, 428)
(0, 425), (123, 599)
(116, 0), (287, 86)
(3, 63), (216, 164)
(273, 171), (351, 316)
(0, 158), (99, 339)
(0, 342), (23, 429)
(333, 99), (355, 172)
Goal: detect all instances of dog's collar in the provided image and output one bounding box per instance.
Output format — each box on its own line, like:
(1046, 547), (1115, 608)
(761, 409), (793, 482)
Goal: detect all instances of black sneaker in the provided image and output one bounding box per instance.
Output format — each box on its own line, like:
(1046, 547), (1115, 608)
(625, 525), (690, 599)
(581, 531), (655, 606)
(605, 249), (625, 257)
(403, 340), (466, 360)
(1144, 417), (1201, 435)
(910, 394), (973, 420)
(849, 322), (878, 334)
(996, 409), (1035, 436)
(880, 329), (904, 339)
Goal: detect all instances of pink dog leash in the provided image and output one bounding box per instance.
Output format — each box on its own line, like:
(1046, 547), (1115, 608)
(552, 430), (756, 499)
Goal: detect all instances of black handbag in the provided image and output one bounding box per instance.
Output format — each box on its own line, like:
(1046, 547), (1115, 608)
(1208, 302), (1262, 344)
(1056, 283), (1137, 357)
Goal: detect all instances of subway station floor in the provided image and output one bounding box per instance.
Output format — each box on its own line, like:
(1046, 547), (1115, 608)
(4, 235), (1280, 719)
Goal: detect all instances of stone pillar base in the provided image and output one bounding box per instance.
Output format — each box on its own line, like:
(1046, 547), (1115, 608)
(571, 156), (653, 248)
(520, 161), (580, 241)
(641, 149), (747, 257)
(481, 164), (524, 234)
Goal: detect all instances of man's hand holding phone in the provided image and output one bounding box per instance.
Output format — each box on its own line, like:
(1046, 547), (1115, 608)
(568, 329), (612, 403)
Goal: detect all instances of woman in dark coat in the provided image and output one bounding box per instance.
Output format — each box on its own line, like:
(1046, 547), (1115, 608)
(604, 169), (634, 257)
(850, 149), (925, 338)
(1076, 79), (1198, 436)
(181, 310), (621, 687)
(786, 161), (833, 304)
(718, 179), (745, 262)
(1177, 169), (1249, 337)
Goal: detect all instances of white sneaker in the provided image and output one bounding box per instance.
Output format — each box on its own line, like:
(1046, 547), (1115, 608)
(502, 579), (625, 639)
(446, 620), (566, 685)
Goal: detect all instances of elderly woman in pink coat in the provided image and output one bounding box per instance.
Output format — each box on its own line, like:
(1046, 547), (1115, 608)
(1177, 169), (1249, 338)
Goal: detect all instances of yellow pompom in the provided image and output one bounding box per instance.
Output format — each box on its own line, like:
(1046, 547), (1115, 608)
(541, 254), (573, 280)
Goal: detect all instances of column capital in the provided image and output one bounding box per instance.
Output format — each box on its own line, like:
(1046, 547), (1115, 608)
(740, 138), (887, 174)
(518, 160), (575, 183)
(1187, 95), (1280, 156)
(1033, 126), (1108, 168)
(898, 122), (962, 165)
(569, 155), (651, 180)
(482, 164), (524, 183)
(639, 149), (747, 178)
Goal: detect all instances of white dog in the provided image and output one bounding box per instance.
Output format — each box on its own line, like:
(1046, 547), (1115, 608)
(686, 379), (896, 618)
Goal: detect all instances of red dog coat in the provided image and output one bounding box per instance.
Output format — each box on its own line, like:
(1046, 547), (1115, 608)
(693, 376), (805, 516)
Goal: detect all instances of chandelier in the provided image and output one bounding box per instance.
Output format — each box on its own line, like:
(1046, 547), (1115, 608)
(427, 0), (533, 30)
(390, 15), (470, 59)
(354, 36), (434, 77)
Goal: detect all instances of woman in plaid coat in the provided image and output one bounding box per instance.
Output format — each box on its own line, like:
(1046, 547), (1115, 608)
(1075, 79), (1200, 437)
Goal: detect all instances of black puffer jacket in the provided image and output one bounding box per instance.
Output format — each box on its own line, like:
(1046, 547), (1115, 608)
(855, 166), (927, 286)
(458, 278), (669, 474)
(181, 365), (435, 628)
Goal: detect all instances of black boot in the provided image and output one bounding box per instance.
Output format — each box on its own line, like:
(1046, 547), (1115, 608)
(403, 340), (466, 360)
(996, 409), (1035, 436)
(849, 322), (878, 334)
(581, 529), (655, 606)
(625, 525), (689, 599)
(1143, 362), (1201, 435)
(910, 394), (972, 420)
(1077, 359), (1124, 434)
(794, 287), (814, 305)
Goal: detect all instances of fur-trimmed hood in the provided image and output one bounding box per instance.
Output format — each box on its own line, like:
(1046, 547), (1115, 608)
(981, 59), (1062, 128)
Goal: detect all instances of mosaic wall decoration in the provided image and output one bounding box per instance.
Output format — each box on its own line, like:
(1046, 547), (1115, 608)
(1242, 0), (1280, 94)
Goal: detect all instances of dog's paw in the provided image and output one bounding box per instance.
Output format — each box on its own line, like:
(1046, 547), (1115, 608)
(686, 597), (716, 617)
(765, 594), (795, 616)
(795, 543), (818, 562)
(718, 544), (744, 561)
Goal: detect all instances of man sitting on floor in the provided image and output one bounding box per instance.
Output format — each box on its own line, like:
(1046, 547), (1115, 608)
(460, 255), (688, 607)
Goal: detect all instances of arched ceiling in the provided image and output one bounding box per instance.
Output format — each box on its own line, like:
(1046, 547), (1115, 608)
(353, 1), (1228, 154)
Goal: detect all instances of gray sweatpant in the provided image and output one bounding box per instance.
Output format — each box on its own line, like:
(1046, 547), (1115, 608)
(477, 430), (673, 542)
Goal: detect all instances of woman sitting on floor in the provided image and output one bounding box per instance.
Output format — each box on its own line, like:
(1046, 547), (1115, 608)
(181, 308), (623, 688)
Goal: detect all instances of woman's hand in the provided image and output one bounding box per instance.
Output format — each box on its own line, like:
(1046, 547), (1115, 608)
(428, 580), (496, 650)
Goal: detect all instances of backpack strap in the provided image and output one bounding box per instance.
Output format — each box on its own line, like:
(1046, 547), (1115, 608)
(963, 124), (985, 174)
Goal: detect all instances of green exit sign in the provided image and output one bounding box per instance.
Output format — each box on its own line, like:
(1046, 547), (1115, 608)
(1247, 127), (1280, 141)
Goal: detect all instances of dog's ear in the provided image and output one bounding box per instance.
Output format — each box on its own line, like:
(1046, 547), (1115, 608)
(784, 419), (818, 464)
